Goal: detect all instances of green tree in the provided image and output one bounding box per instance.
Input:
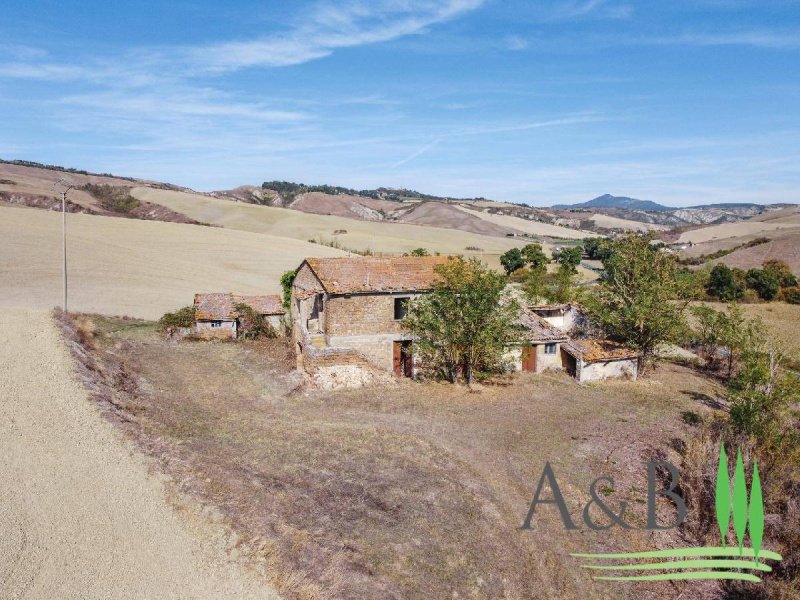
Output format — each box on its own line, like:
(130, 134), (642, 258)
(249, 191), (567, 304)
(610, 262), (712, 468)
(402, 257), (518, 384)
(745, 268), (780, 301)
(552, 245), (583, 274)
(280, 269), (297, 309)
(707, 264), (744, 301)
(586, 234), (689, 372)
(583, 237), (612, 260)
(690, 304), (728, 367)
(728, 333), (798, 439)
(522, 264), (547, 303)
(550, 263), (576, 304)
(500, 248), (525, 275)
(407, 247), (430, 257)
(521, 243), (548, 270)
(762, 259), (797, 288)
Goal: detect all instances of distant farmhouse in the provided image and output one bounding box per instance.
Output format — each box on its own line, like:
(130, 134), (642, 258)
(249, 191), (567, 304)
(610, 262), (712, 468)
(289, 256), (639, 387)
(194, 293), (285, 339)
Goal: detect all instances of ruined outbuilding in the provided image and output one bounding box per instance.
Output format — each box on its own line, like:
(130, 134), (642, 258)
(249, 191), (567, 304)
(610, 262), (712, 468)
(194, 293), (285, 339)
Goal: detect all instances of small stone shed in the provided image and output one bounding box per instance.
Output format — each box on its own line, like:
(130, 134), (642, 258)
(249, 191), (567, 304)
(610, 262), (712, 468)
(561, 338), (639, 382)
(291, 255), (451, 381)
(509, 307), (569, 373)
(194, 293), (285, 339)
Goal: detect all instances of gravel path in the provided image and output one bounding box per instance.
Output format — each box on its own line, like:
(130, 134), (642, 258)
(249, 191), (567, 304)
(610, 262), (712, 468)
(0, 309), (276, 599)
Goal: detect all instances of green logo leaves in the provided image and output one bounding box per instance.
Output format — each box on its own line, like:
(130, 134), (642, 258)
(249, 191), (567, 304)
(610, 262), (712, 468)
(716, 445), (765, 561)
(573, 445), (781, 583)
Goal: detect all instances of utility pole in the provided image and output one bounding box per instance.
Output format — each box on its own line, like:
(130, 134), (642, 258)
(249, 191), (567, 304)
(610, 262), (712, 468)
(53, 178), (74, 313)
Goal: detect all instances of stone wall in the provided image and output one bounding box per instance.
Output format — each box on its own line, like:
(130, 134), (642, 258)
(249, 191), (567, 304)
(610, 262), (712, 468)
(326, 293), (418, 337)
(578, 358), (637, 382)
(297, 335), (394, 389)
(195, 319), (236, 339)
(506, 342), (564, 373)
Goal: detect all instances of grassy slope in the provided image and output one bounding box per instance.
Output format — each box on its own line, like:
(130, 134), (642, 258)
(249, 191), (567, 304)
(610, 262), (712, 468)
(694, 301), (800, 356)
(132, 187), (527, 259)
(0, 205), (345, 319)
(589, 213), (668, 232)
(677, 212), (800, 244)
(455, 205), (594, 239)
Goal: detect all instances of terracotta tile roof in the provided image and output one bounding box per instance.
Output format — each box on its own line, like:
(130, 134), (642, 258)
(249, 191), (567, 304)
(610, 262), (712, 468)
(236, 294), (285, 315)
(564, 338), (638, 363)
(515, 307), (569, 343)
(194, 293), (285, 320)
(303, 256), (452, 294)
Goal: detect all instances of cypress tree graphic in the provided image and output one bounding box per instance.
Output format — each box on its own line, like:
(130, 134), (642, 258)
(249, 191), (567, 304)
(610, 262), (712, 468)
(749, 460), (764, 563)
(715, 442), (730, 546)
(733, 449), (749, 555)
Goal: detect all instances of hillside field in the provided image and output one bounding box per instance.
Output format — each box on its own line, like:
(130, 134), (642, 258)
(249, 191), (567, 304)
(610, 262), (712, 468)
(0, 205), (344, 319)
(132, 187), (527, 262)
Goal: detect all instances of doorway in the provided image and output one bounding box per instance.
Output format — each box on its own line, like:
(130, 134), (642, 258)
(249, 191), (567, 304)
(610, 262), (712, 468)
(521, 345), (536, 372)
(393, 340), (413, 377)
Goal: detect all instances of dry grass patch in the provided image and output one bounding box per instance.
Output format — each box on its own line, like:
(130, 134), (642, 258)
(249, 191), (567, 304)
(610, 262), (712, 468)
(63, 314), (729, 600)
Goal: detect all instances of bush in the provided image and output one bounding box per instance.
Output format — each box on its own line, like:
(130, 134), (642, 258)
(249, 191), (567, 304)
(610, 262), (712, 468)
(745, 267), (780, 300)
(280, 269), (297, 309)
(234, 303), (276, 339)
(782, 286), (800, 305)
(82, 183), (140, 213)
(159, 305), (196, 330)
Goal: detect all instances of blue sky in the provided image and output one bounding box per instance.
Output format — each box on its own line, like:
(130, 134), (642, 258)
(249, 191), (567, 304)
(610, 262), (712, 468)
(1, 1), (798, 206)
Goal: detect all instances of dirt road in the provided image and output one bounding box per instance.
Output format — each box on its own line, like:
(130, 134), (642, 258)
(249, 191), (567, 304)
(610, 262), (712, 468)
(0, 309), (276, 599)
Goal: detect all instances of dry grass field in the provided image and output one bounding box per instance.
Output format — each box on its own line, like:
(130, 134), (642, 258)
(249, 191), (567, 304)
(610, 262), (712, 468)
(677, 207), (800, 244)
(693, 301), (800, 357)
(69, 314), (728, 600)
(132, 187), (526, 261)
(588, 213), (668, 232)
(0, 205), (344, 319)
(455, 205), (593, 239)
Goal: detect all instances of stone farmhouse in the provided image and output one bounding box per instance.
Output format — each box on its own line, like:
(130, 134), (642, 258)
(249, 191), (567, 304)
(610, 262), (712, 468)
(291, 256), (450, 386)
(508, 307), (569, 373)
(194, 293), (285, 339)
(289, 255), (639, 386)
(526, 302), (638, 383)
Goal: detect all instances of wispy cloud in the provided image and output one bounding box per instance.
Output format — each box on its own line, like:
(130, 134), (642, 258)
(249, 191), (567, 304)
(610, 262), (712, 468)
(503, 35), (529, 51)
(391, 137), (441, 168)
(646, 30), (800, 49)
(186, 0), (486, 72)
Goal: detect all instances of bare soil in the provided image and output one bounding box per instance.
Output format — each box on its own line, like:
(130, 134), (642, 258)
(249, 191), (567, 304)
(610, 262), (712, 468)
(64, 313), (732, 600)
(0, 309), (275, 599)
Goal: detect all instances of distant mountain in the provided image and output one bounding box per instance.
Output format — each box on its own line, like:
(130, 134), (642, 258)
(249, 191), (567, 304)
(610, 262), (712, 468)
(553, 194), (672, 212)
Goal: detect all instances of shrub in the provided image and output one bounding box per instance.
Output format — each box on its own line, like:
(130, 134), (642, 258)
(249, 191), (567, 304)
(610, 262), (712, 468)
(82, 183), (140, 213)
(781, 286), (800, 305)
(234, 303), (275, 339)
(159, 305), (196, 330)
(280, 269), (297, 309)
(745, 267), (780, 300)
(707, 264), (743, 301)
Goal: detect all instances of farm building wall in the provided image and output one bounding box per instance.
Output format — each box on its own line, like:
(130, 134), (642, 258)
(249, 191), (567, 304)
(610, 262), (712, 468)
(506, 343), (564, 373)
(578, 358), (637, 382)
(195, 319), (236, 339)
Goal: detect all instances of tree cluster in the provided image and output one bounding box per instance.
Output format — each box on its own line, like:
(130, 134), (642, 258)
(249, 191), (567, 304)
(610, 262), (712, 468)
(706, 260), (798, 302)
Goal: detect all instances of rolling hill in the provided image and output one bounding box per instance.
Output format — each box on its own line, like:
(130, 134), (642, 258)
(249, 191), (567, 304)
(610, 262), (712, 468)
(0, 204), (345, 319)
(553, 193), (671, 211)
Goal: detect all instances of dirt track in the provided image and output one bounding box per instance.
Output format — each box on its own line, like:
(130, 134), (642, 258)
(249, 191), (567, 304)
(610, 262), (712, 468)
(0, 309), (275, 599)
